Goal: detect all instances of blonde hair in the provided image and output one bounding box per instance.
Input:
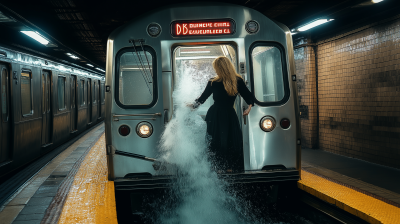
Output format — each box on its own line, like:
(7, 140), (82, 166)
(211, 56), (242, 96)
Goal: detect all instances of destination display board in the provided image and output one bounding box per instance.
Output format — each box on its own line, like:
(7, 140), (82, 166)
(171, 19), (235, 37)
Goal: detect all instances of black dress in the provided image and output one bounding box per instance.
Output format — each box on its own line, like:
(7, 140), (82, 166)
(194, 77), (254, 171)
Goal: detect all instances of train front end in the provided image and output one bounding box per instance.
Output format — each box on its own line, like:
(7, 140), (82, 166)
(105, 2), (301, 218)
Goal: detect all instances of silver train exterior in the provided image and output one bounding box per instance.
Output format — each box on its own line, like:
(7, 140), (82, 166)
(0, 45), (105, 178)
(105, 3), (301, 186)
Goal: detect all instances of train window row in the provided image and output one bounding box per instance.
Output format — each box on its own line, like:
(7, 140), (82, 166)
(18, 70), (104, 117)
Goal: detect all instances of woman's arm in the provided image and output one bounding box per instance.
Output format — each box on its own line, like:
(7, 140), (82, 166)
(189, 81), (212, 109)
(238, 78), (255, 115)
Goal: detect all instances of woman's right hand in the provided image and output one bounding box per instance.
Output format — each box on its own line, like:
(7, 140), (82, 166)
(243, 105), (252, 116)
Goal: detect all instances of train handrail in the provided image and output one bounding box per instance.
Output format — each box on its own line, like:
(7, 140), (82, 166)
(113, 113), (161, 117)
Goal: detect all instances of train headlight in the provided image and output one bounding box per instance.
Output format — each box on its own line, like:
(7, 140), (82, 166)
(260, 116), (276, 132)
(136, 122), (153, 138)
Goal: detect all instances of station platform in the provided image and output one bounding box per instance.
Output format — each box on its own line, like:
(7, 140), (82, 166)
(0, 125), (399, 224)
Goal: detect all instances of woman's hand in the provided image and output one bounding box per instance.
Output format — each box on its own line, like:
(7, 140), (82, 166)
(243, 105), (252, 116)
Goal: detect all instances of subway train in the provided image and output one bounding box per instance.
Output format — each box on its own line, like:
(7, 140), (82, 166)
(0, 45), (105, 178)
(105, 1), (301, 214)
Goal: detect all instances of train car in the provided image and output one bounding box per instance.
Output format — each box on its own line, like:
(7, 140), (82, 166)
(105, 2), (301, 217)
(0, 45), (105, 178)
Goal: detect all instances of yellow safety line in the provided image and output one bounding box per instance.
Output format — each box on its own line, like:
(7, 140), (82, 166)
(58, 134), (118, 224)
(298, 171), (400, 224)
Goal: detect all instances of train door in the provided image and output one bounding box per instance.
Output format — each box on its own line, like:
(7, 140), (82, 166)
(70, 75), (77, 132)
(172, 44), (239, 119)
(87, 79), (92, 124)
(41, 71), (52, 146)
(0, 64), (11, 164)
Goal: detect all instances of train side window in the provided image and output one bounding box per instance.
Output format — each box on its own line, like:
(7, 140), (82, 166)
(79, 80), (85, 106)
(21, 71), (33, 116)
(249, 43), (289, 106)
(101, 83), (105, 103)
(58, 76), (66, 110)
(93, 82), (97, 104)
(1, 68), (9, 121)
(115, 46), (157, 108)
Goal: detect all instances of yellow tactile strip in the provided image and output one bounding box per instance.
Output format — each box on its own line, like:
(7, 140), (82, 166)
(298, 170), (400, 224)
(57, 134), (118, 224)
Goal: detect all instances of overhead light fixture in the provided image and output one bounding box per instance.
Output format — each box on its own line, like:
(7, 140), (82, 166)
(96, 68), (105, 72)
(297, 19), (334, 32)
(21, 31), (49, 45)
(372, 0), (383, 3)
(87, 64), (94, 67)
(0, 11), (16, 23)
(66, 53), (79, 59)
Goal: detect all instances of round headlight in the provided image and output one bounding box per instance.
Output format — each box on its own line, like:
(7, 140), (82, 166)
(260, 116), (276, 132)
(136, 122), (153, 138)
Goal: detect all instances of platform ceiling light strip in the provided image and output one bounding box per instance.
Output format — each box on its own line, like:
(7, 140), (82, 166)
(372, 0), (383, 3)
(66, 53), (79, 59)
(21, 31), (49, 45)
(0, 11), (16, 22)
(298, 19), (334, 32)
(87, 64), (94, 67)
(96, 68), (105, 72)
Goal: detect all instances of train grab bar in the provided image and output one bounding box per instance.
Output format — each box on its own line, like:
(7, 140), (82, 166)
(113, 113), (162, 117)
(113, 113), (162, 121)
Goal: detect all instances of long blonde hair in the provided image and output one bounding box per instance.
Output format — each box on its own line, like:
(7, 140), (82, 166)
(211, 56), (242, 96)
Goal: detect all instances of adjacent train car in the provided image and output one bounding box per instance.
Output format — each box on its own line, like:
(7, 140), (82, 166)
(0, 45), (105, 178)
(105, 2), (301, 215)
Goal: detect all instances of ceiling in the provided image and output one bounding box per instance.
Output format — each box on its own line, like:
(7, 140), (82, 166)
(0, 0), (398, 73)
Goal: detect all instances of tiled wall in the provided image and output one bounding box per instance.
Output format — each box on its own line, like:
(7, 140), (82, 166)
(295, 18), (400, 169)
(294, 39), (318, 149)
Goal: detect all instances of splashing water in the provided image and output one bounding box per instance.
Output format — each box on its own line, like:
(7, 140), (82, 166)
(147, 62), (307, 224)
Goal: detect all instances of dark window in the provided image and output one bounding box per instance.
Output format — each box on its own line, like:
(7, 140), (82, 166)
(21, 71), (33, 116)
(80, 80), (85, 106)
(115, 46), (157, 108)
(249, 42), (289, 106)
(58, 76), (66, 110)
(1, 68), (9, 121)
(93, 82), (97, 104)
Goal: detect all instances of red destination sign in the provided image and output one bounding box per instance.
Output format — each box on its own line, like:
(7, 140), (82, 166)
(171, 19), (235, 37)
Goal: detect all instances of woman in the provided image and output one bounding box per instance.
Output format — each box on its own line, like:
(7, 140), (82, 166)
(189, 56), (254, 172)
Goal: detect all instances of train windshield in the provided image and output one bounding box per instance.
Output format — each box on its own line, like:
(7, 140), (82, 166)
(173, 45), (237, 118)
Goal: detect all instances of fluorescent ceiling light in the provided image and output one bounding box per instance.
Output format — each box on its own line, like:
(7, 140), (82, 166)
(87, 64), (94, 67)
(96, 68), (105, 72)
(372, 0), (383, 3)
(66, 53), (79, 59)
(181, 51), (211, 54)
(0, 11), (16, 22)
(298, 19), (334, 32)
(21, 31), (49, 45)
